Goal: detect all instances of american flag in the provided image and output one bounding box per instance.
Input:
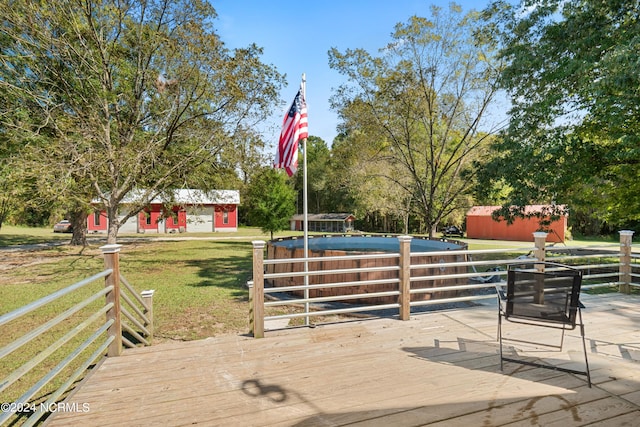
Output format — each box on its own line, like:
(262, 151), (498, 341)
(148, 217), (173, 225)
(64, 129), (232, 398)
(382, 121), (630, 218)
(274, 89), (308, 176)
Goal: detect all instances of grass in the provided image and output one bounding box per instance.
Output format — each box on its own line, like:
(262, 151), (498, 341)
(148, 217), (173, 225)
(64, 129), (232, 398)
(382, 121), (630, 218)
(0, 224), (306, 247)
(0, 225), (72, 246)
(0, 227), (300, 338)
(119, 239), (255, 339)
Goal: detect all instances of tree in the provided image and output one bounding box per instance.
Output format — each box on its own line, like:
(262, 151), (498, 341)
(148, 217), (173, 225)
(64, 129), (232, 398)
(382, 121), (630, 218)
(293, 136), (331, 214)
(329, 4), (504, 237)
(246, 168), (296, 240)
(0, 66), (32, 231)
(327, 129), (410, 232)
(0, 164), (14, 231)
(0, 130), (16, 231)
(0, 0), (283, 243)
(479, 0), (640, 231)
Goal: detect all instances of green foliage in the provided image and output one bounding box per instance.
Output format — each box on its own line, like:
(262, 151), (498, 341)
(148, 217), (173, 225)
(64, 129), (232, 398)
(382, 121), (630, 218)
(293, 136), (332, 214)
(479, 0), (640, 233)
(0, 0), (283, 243)
(0, 162), (14, 230)
(329, 4), (504, 236)
(245, 168), (296, 240)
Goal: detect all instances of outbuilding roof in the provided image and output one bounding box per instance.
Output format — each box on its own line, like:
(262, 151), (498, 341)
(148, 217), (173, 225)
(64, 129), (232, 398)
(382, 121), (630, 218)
(291, 213), (355, 222)
(466, 205), (567, 216)
(98, 189), (240, 205)
(162, 189), (240, 205)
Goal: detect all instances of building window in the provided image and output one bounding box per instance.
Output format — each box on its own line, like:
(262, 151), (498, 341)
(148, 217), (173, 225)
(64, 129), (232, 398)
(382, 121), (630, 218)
(169, 210), (178, 226)
(146, 212), (152, 225)
(223, 210), (229, 225)
(94, 211), (101, 227)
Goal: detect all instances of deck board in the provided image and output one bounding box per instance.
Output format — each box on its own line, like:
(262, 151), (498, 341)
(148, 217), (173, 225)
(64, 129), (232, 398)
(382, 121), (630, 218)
(45, 294), (640, 426)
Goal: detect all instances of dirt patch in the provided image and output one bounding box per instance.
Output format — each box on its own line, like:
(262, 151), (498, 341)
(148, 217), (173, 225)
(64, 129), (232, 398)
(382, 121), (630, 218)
(0, 245), (105, 285)
(0, 251), (65, 271)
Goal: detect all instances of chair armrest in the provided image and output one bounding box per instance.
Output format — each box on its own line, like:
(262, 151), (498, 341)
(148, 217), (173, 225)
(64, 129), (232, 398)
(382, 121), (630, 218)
(495, 285), (506, 301)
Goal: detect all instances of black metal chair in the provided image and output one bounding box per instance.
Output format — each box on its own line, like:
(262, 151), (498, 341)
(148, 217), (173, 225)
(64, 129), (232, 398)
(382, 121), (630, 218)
(496, 261), (591, 387)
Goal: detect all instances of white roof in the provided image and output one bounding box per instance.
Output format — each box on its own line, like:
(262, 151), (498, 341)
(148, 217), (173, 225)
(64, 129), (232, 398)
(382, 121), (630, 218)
(103, 189), (240, 205)
(156, 189), (240, 205)
(291, 213), (355, 221)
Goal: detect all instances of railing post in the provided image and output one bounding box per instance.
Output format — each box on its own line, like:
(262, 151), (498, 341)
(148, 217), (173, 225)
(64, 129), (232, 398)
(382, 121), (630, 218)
(398, 235), (413, 320)
(532, 232), (547, 304)
(252, 241), (265, 338)
(141, 290), (155, 343)
(533, 232), (547, 271)
(246, 280), (254, 333)
(101, 244), (123, 357)
(619, 230), (634, 294)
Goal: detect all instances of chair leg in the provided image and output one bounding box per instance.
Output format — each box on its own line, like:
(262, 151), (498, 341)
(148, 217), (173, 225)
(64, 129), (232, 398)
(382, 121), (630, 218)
(578, 308), (592, 387)
(496, 296), (500, 342)
(498, 310), (504, 371)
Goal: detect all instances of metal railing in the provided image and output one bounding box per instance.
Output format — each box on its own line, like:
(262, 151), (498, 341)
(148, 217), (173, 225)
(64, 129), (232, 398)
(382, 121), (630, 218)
(249, 231), (638, 338)
(0, 245), (154, 426)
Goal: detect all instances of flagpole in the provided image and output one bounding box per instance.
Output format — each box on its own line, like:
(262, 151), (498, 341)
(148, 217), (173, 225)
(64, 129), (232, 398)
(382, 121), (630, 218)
(301, 73), (310, 326)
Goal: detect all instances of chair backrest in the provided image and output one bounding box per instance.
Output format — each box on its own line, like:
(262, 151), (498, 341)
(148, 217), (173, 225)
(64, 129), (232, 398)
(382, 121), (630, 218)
(506, 262), (582, 327)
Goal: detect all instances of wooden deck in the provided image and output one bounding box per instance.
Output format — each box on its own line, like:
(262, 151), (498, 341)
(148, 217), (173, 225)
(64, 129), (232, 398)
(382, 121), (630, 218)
(46, 294), (640, 426)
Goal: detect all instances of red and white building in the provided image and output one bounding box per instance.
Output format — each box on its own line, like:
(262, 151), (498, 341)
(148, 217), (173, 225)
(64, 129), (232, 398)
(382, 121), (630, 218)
(88, 189), (239, 234)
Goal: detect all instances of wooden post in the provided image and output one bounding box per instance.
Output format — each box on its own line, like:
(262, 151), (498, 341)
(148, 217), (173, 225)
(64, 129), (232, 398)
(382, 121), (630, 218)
(619, 230), (634, 294)
(101, 244), (122, 357)
(246, 280), (254, 333)
(533, 232), (547, 269)
(141, 290), (155, 344)
(398, 235), (412, 320)
(252, 241), (265, 338)
(532, 232), (547, 304)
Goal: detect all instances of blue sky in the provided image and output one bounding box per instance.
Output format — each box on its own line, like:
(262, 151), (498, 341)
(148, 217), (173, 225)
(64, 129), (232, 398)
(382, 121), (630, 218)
(213, 0), (495, 149)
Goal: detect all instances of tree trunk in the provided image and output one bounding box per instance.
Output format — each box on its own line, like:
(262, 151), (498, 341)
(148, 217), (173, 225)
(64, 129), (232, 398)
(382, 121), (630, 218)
(403, 212), (409, 235)
(428, 224), (438, 239)
(0, 198), (8, 231)
(69, 210), (88, 246)
(106, 206), (120, 244)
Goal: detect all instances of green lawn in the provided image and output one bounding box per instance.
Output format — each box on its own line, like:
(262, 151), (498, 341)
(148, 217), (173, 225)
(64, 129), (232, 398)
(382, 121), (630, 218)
(0, 227), (300, 339)
(0, 224), (73, 246)
(0, 224), (304, 247)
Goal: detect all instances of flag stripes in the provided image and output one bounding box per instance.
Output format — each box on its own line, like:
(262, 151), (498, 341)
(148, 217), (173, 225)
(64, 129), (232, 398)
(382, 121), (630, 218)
(275, 89), (308, 176)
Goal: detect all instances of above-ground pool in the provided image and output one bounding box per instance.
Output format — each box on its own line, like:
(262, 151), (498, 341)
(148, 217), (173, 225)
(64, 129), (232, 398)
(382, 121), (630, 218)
(265, 235), (468, 305)
(272, 235), (462, 252)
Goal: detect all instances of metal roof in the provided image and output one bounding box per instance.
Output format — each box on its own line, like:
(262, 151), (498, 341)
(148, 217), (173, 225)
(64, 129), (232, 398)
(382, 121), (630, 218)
(107, 189), (240, 205)
(291, 213), (355, 221)
(466, 205), (567, 216)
